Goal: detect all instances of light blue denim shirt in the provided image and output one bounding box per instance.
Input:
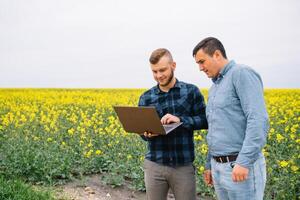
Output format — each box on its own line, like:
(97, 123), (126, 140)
(205, 60), (269, 169)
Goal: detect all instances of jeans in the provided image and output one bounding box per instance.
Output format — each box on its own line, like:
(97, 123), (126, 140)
(211, 154), (266, 200)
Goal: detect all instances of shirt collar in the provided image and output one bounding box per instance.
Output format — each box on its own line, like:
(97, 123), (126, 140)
(154, 78), (182, 94)
(212, 60), (235, 83)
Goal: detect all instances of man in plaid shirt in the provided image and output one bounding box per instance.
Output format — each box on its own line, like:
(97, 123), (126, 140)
(139, 48), (208, 200)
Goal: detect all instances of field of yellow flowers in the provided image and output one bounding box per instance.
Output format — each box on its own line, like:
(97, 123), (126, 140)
(0, 89), (299, 199)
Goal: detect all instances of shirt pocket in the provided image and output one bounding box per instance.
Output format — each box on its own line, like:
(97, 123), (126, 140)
(214, 91), (233, 108)
(175, 98), (192, 115)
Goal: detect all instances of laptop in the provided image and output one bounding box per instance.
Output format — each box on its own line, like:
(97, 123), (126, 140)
(113, 106), (183, 135)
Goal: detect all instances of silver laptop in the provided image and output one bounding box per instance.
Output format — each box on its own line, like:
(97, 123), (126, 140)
(113, 106), (182, 135)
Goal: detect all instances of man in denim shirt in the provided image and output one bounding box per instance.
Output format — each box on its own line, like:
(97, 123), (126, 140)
(139, 48), (208, 200)
(192, 37), (269, 200)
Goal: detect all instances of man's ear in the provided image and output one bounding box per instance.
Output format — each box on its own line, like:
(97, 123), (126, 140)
(213, 50), (223, 61)
(171, 62), (176, 70)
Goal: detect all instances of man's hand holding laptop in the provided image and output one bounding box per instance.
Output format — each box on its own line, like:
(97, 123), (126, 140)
(144, 113), (180, 138)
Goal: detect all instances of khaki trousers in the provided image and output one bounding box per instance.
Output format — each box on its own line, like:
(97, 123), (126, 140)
(144, 159), (196, 200)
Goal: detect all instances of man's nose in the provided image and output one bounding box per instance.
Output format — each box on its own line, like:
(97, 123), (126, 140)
(157, 72), (163, 78)
(199, 64), (204, 71)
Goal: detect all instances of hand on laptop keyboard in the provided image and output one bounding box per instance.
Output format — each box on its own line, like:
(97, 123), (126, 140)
(161, 113), (180, 124)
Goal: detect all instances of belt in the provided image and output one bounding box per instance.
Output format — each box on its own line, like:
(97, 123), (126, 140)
(213, 154), (238, 163)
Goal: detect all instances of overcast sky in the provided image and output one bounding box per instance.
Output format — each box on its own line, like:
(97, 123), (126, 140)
(0, 0), (299, 88)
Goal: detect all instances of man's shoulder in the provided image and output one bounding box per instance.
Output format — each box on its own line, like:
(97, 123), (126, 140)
(178, 81), (199, 91)
(140, 85), (157, 98)
(232, 63), (256, 74)
(231, 63), (262, 83)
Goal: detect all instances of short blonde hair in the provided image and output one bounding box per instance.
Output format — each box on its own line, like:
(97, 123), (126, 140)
(149, 48), (173, 64)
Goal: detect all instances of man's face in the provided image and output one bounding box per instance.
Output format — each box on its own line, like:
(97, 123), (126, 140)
(151, 55), (175, 87)
(194, 49), (220, 78)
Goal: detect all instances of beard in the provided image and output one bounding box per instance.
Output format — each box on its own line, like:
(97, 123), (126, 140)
(159, 70), (174, 87)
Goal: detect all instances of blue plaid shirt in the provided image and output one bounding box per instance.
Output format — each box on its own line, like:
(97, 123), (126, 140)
(138, 79), (208, 166)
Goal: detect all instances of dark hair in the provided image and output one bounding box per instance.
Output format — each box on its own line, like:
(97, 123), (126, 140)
(192, 37), (227, 59)
(149, 48), (173, 64)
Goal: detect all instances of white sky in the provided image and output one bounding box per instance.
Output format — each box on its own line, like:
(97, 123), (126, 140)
(0, 0), (299, 88)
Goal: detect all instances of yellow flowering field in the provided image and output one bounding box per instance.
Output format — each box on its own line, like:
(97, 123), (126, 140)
(0, 89), (299, 199)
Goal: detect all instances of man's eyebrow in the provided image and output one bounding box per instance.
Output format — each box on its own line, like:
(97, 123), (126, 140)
(196, 59), (204, 64)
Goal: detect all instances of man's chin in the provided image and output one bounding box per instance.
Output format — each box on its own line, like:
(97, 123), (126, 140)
(206, 73), (214, 78)
(159, 82), (168, 87)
